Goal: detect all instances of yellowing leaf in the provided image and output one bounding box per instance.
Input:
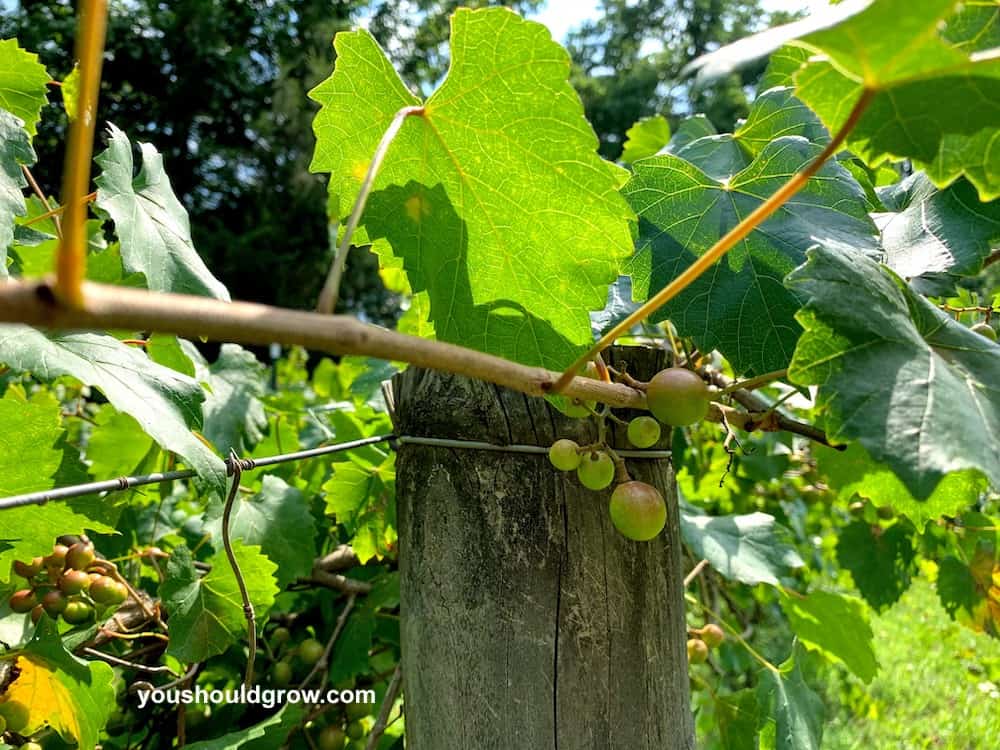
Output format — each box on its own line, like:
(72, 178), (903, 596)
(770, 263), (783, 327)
(1, 656), (81, 740)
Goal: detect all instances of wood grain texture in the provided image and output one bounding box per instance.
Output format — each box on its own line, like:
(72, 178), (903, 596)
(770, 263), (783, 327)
(392, 347), (694, 749)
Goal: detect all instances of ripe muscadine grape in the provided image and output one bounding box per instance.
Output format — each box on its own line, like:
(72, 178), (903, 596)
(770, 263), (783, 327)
(548, 439), (582, 471)
(9, 589), (37, 614)
(645, 368), (710, 427)
(626, 416), (661, 448)
(687, 638), (709, 664)
(65, 541), (96, 571)
(699, 623), (724, 648)
(576, 451), (615, 490)
(608, 481), (666, 541)
(90, 576), (128, 606)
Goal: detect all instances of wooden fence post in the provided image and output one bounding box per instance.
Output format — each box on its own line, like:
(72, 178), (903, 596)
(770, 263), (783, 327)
(390, 346), (694, 749)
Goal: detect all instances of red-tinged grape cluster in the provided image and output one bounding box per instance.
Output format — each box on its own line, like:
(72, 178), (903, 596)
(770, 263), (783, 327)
(8, 541), (128, 627)
(687, 623), (725, 665)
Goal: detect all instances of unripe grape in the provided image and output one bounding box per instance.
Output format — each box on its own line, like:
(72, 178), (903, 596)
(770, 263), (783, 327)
(42, 589), (68, 617)
(0, 700), (29, 732)
(90, 576), (128, 606)
(700, 623), (724, 648)
(646, 368), (710, 426)
(548, 439), (582, 471)
(576, 451), (615, 490)
(971, 322), (997, 341)
(608, 481), (666, 541)
(687, 638), (709, 664)
(298, 638), (325, 666)
(62, 599), (95, 625)
(65, 541), (96, 571)
(44, 544), (69, 571)
(271, 660), (293, 687)
(9, 589), (37, 614)
(59, 569), (91, 595)
(318, 725), (346, 750)
(271, 626), (291, 645)
(626, 416), (661, 448)
(346, 719), (365, 740)
(13, 557), (43, 579)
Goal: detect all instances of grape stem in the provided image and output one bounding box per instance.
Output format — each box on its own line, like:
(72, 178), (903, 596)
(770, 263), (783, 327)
(222, 450), (257, 690)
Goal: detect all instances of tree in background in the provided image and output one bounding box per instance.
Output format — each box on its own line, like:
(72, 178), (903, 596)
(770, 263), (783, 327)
(568, 0), (800, 158)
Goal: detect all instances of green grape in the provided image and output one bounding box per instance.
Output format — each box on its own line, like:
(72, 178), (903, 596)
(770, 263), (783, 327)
(608, 481), (666, 541)
(687, 638), (709, 664)
(271, 660), (293, 687)
(271, 626), (291, 645)
(548, 439), (581, 471)
(576, 451), (614, 490)
(971, 322), (997, 341)
(62, 599), (95, 624)
(346, 719), (365, 740)
(90, 576), (128, 605)
(298, 638), (325, 666)
(345, 701), (371, 720)
(645, 368), (710, 426)
(626, 416), (661, 448)
(318, 725), (346, 750)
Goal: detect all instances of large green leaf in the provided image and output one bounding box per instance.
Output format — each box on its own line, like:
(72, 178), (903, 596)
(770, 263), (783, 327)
(781, 590), (878, 683)
(678, 500), (804, 585)
(310, 8), (634, 369)
(0, 619), (115, 748)
(0, 327), (226, 494)
(0, 394), (116, 582)
(204, 474), (317, 589)
(322, 454), (396, 564)
(875, 172), (1000, 295)
(0, 109), (35, 276)
(95, 124), (230, 299)
(757, 644), (825, 750)
(815, 442), (987, 527)
(792, 0), (1000, 200)
(836, 520), (915, 611)
(182, 341), (267, 454)
(787, 242), (1000, 500)
(160, 544), (278, 663)
(0, 39), (50, 136)
(625, 111), (875, 374)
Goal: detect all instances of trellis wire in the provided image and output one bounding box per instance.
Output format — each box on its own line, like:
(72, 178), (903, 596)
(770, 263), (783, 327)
(0, 434), (672, 511)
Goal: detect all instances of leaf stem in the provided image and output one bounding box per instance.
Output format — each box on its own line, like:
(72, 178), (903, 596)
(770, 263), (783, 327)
(550, 87), (877, 393)
(54, 0), (107, 308)
(316, 105), (425, 315)
(719, 368), (788, 394)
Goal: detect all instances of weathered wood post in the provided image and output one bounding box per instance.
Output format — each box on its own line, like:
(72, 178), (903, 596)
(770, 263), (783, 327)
(390, 347), (694, 749)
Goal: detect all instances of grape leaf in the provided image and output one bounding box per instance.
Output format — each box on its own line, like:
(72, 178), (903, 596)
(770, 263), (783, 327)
(203, 475), (317, 589)
(781, 589), (878, 683)
(874, 172), (1000, 295)
(310, 8), (634, 370)
(95, 124), (230, 299)
(734, 87), (829, 156)
(181, 341), (267, 453)
(757, 643), (825, 750)
(678, 499), (804, 585)
(715, 689), (759, 750)
(815, 442), (987, 528)
(836, 520), (915, 611)
(0, 39), (50, 136)
(621, 115), (671, 164)
(0, 618), (115, 748)
(625, 126), (875, 375)
(0, 109), (36, 277)
(0, 327), (226, 494)
(160, 544), (278, 663)
(937, 555), (998, 636)
(322, 455), (396, 563)
(0, 395), (117, 582)
(327, 604), (377, 686)
(183, 704), (305, 749)
(791, 0), (1000, 201)
(787, 241), (1000, 500)
(86, 406), (155, 480)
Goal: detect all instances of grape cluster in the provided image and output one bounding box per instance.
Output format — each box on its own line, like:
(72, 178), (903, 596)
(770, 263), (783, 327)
(687, 623), (724, 664)
(8, 541), (128, 626)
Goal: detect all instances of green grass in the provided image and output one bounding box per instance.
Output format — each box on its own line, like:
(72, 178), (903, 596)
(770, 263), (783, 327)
(822, 579), (1000, 750)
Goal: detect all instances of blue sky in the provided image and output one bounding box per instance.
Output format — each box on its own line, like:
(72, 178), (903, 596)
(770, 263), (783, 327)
(528, 0), (831, 43)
